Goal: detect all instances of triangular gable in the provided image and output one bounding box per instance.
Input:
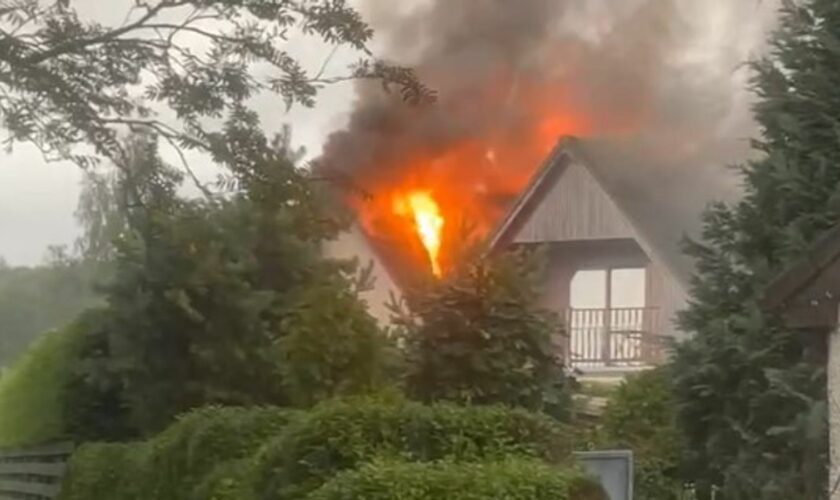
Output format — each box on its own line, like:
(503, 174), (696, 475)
(511, 159), (635, 243)
(489, 137), (685, 294)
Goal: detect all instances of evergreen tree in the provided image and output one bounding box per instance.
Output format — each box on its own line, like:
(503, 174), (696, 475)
(396, 249), (569, 420)
(672, 1), (840, 498)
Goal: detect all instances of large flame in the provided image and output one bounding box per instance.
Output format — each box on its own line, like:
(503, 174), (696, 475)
(394, 191), (445, 277)
(352, 110), (591, 278)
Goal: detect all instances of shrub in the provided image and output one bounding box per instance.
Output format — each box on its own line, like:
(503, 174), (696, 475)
(0, 314), (90, 446)
(60, 442), (148, 500)
(59, 405), (295, 500)
(307, 459), (606, 500)
(598, 367), (685, 499)
(255, 396), (575, 499)
(191, 458), (258, 500)
(140, 406), (295, 500)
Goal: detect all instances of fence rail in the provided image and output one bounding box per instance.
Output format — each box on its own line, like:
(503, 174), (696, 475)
(563, 307), (662, 369)
(0, 443), (73, 499)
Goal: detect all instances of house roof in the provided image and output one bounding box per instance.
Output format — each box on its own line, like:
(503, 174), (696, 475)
(488, 136), (709, 287)
(345, 134), (735, 292)
(762, 223), (840, 329)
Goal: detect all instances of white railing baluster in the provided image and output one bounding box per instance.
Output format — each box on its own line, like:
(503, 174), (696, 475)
(565, 307), (660, 369)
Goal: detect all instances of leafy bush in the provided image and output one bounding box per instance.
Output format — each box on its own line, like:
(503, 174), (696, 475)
(59, 405), (294, 500)
(307, 459), (606, 500)
(140, 406), (295, 500)
(0, 315), (90, 446)
(255, 396), (575, 499)
(598, 367), (685, 499)
(191, 459), (258, 500)
(395, 250), (569, 419)
(61, 400), (583, 500)
(60, 442), (148, 500)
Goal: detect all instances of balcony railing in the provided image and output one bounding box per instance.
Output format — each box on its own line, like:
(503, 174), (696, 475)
(562, 307), (662, 369)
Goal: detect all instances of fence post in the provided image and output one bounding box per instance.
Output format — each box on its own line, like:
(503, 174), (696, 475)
(601, 308), (612, 366)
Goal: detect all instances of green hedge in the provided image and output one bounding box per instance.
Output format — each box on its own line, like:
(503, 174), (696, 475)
(0, 318), (87, 446)
(60, 406), (294, 500)
(142, 405), (295, 500)
(60, 442), (148, 500)
(255, 396), (575, 500)
(61, 399), (582, 500)
(307, 459), (606, 500)
(192, 458), (258, 500)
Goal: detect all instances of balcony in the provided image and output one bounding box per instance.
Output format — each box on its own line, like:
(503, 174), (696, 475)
(562, 307), (663, 370)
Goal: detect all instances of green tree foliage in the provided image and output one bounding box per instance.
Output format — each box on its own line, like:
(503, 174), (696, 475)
(672, 1), (840, 497)
(0, 255), (99, 368)
(598, 368), (685, 500)
(395, 250), (569, 419)
(0, 0), (433, 168)
(277, 274), (398, 407)
(66, 130), (392, 437)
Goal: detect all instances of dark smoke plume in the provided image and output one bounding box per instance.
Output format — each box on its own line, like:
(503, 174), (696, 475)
(319, 0), (779, 258)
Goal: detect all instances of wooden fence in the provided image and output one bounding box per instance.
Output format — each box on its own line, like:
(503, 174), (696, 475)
(0, 443), (73, 499)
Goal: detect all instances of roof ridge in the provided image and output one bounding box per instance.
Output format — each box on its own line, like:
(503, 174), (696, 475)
(486, 135), (688, 289)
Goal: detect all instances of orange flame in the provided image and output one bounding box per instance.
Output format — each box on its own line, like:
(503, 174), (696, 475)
(394, 191), (445, 277)
(349, 84), (600, 279)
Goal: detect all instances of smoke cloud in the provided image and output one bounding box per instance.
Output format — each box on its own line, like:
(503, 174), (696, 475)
(318, 0), (780, 265)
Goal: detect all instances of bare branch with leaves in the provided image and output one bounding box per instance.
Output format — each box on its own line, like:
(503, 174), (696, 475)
(0, 0), (435, 170)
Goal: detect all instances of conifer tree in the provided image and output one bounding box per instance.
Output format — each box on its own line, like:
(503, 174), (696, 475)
(673, 1), (840, 498)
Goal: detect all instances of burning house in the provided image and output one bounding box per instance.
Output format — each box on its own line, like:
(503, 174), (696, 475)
(324, 136), (697, 373)
(320, 0), (770, 373)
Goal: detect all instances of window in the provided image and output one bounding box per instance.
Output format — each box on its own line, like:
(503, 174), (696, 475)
(610, 268), (646, 308)
(569, 267), (646, 310)
(568, 267), (649, 366)
(570, 270), (607, 309)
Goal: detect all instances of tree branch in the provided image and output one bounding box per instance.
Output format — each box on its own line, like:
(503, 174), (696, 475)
(23, 0), (190, 64)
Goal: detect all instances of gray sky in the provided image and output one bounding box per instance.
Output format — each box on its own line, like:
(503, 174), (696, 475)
(0, 0), (779, 266)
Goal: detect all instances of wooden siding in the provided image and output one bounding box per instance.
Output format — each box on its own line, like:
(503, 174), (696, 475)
(647, 258), (688, 341)
(322, 224), (401, 326)
(513, 161), (634, 243)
